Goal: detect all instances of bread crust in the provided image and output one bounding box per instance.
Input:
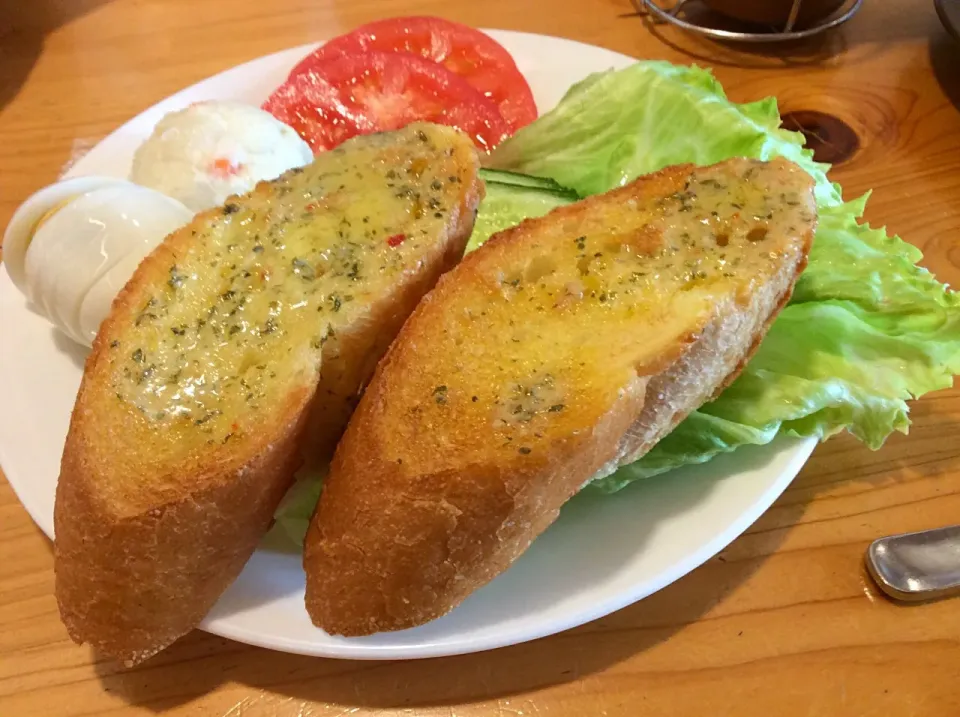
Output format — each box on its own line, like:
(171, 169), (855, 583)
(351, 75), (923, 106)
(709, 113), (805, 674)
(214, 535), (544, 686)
(54, 124), (483, 664)
(304, 158), (817, 636)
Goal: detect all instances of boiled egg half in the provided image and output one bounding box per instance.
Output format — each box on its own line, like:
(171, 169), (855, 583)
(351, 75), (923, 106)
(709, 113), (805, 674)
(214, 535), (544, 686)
(3, 177), (193, 346)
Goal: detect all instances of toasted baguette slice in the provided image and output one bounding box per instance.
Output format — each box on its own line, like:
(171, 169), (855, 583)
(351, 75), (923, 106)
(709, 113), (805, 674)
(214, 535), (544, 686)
(304, 157), (817, 636)
(54, 123), (483, 664)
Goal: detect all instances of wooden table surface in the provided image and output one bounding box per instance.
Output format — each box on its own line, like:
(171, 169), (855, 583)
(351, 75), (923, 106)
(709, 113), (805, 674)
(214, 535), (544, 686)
(1, 0), (959, 714)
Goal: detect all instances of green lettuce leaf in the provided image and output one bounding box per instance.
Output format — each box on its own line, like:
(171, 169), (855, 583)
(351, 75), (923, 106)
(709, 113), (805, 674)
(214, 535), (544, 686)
(268, 467), (324, 547)
(592, 198), (960, 491)
(488, 61), (842, 207)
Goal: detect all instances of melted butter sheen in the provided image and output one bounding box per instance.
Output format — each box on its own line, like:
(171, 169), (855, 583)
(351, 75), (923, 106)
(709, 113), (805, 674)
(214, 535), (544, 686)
(109, 124), (473, 442)
(391, 158), (817, 461)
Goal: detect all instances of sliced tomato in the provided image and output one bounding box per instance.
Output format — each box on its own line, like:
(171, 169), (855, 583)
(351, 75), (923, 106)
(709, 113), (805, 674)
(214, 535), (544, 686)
(263, 51), (510, 153)
(288, 16), (537, 132)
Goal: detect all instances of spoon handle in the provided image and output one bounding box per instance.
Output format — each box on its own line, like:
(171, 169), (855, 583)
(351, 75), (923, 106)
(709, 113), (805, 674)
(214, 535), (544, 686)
(866, 525), (960, 602)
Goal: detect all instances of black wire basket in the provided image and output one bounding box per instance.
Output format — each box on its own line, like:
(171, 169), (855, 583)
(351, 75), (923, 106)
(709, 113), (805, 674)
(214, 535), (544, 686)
(634, 0), (864, 41)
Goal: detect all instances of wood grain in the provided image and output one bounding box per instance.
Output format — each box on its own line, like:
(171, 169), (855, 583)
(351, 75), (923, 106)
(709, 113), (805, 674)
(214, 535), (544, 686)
(1, 0), (958, 714)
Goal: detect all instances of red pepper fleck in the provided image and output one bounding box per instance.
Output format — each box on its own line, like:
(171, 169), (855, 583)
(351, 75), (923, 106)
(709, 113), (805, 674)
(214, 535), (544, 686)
(231, 422), (239, 431)
(209, 158), (243, 178)
(305, 203), (317, 211)
(386, 233), (406, 247)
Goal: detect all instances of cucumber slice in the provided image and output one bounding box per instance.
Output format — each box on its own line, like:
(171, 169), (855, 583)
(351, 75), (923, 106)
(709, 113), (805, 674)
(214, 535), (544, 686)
(468, 181), (575, 252)
(478, 168), (578, 199)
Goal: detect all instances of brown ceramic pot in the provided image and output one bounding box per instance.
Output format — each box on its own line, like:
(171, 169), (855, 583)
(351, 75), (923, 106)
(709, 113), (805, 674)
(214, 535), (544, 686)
(703, 0), (849, 26)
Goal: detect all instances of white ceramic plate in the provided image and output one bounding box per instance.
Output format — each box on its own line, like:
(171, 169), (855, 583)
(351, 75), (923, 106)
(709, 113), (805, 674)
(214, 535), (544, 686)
(0, 31), (817, 659)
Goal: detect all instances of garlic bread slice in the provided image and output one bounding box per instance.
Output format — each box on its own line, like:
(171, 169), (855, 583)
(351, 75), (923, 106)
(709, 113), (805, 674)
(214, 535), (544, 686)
(304, 157), (816, 636)
(54, 122), (483, 664)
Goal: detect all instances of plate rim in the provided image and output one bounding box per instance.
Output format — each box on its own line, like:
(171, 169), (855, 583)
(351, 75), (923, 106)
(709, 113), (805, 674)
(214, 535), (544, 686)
(203, 437), (817, 660)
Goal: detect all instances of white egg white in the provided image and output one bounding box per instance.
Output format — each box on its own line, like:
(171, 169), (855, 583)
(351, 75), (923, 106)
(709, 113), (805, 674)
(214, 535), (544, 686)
(130, 100), (314, 212)
(78, 250), (149, 345)
(2, 176), (127, 296)
(17, 181), (192, 345)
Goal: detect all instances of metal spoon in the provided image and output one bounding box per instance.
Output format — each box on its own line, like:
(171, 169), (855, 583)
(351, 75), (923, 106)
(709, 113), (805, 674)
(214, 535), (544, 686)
(866, 525), (960, 602)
